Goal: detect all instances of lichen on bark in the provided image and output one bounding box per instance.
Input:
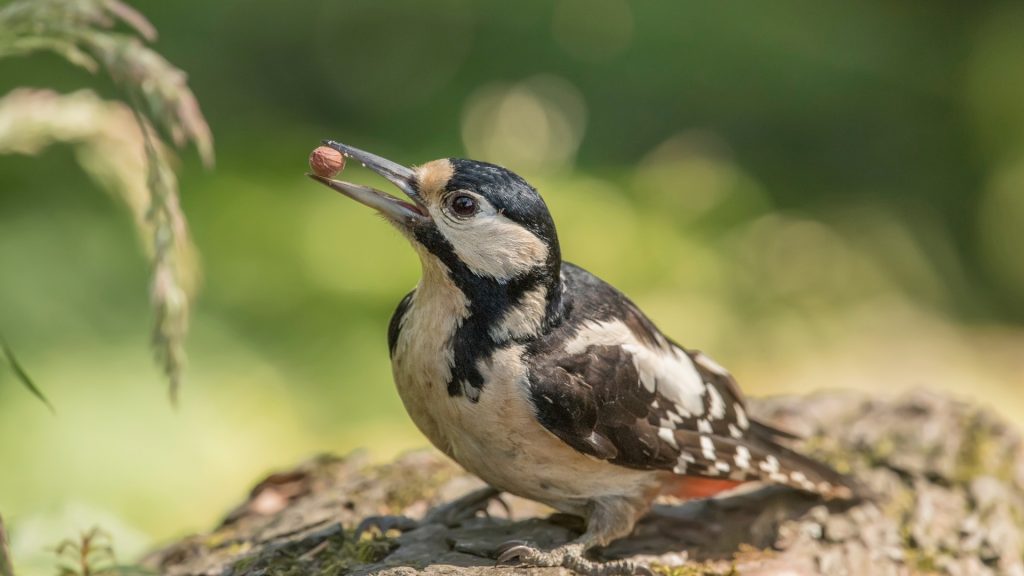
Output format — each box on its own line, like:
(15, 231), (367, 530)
(146, 390), (1024, 576)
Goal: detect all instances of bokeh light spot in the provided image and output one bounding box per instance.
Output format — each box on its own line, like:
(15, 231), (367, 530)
(461, 75), (586, 172)
(632, 132), (769, 226)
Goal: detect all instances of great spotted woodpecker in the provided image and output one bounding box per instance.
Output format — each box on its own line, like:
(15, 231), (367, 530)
(307, 141), (854, 576)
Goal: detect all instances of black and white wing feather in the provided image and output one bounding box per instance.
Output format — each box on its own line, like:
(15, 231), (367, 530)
(526, 264), (853, 499)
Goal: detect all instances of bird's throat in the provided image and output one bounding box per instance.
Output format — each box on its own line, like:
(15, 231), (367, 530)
(410, 251), (563, 402)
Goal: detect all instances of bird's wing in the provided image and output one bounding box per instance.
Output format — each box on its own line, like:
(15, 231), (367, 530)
(526, 303), (852, 499)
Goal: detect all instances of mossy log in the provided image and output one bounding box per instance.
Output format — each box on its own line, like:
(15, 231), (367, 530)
(146, 390), (1024, 575)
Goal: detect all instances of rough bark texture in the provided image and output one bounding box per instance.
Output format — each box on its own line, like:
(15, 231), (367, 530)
(146, 390), (1024, 576)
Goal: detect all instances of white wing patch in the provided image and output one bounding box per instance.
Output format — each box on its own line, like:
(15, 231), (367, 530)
(563, 319), (707, 418)
(658, 427), (679, 449)
(706, 383), (726, 419)
(563, 319), (635, 355)
(693, 351), (729, 376)
(735, 446), (751, 470)
(627, 343), (706, 417)
(700, 435), (716, 460)
(561, 319), (770, 487)
(673, 451), (696, 474)
(735, 402), (750, 429)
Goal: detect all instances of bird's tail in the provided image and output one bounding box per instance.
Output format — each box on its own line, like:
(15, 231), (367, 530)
(672, 419), (858, 501)
(745, 418), (858, 500)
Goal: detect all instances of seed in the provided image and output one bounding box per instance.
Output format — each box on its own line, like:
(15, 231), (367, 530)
(309, 146), (345, 178)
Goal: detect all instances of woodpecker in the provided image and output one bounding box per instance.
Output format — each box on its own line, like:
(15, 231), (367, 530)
(308, 141), (855, 576)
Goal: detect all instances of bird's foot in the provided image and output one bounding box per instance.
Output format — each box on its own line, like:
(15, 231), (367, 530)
(353, 514), (419, 538)
(423, 486), (507, 526)
(496, 541), (653, 576)
(355, 487), (504, 537)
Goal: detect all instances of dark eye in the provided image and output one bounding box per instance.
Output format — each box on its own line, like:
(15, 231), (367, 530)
(450, 194), (478, 217)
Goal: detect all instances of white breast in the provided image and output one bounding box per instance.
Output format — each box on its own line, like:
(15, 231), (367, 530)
(390, 265), (660, 513)
(389, 255), (467, 459)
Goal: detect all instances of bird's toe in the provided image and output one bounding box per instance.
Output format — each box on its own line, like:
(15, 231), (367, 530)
(424, 486), (506, 526)
(564, 556), (653, 576)
(353, 514), (419, 538)
(495, 540), (540, 564)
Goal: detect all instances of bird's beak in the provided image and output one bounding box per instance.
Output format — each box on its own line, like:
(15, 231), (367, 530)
(306, 140), (428, 224)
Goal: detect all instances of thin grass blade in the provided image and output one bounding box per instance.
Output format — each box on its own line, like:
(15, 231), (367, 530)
(0, 337), (55, 414)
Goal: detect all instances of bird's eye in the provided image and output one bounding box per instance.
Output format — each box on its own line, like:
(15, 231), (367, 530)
(449, 194), (478, 217)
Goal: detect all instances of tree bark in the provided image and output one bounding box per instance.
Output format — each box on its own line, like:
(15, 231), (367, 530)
(145, 390), (1024, 575)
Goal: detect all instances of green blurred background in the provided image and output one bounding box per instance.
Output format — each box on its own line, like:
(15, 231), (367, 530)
(2, 0), (1023, 571)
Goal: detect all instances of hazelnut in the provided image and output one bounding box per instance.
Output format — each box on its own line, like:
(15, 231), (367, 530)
(309, 146), (345, 178)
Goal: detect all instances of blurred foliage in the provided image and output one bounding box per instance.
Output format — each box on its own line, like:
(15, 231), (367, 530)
(53, 528), (115, 576)
(1, 515), (14, 576)
(0, 336), (52, 414)
(0, 0), (213, 402)
(1, 1), (1023, 575)
(52, 527), (150, 576)
(0, 0), (212, 165)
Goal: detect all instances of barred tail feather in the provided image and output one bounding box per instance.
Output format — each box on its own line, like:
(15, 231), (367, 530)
(670, 422), (857, 501)
(754, 437), (856, 500)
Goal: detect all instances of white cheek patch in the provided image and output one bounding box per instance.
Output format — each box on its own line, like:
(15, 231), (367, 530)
(433, 210), (549, 280)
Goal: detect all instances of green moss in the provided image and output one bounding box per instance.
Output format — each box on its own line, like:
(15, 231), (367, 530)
(902, 547), (941, 575)
(952, 411), (1015, 486)
(222, 541), (253, 557)
(231, 554), (259, 574)
(374, 460), (458, 512)
(202, 528), (239, 549)
(801, 436), (855, 475)
(867, 436), (895, 467)
(648, 548), (771, 576)
(650, 563), (738, 576)
(227, 529), (396, 576)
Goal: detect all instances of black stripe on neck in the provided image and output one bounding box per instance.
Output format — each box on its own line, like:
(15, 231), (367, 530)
(413, 226), (563, 401)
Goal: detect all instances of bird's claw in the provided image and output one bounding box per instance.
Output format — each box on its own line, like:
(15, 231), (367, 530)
(356, 488), (504, 542)
(423, 486), (506, 527)
(353, 514), (419, 539)
(495, 540), (536, 564)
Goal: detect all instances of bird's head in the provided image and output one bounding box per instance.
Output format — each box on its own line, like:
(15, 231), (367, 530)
(308, 141), (564, 334)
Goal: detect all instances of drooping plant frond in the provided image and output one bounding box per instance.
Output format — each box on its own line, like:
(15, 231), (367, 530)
(0, 0), (213, 403)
